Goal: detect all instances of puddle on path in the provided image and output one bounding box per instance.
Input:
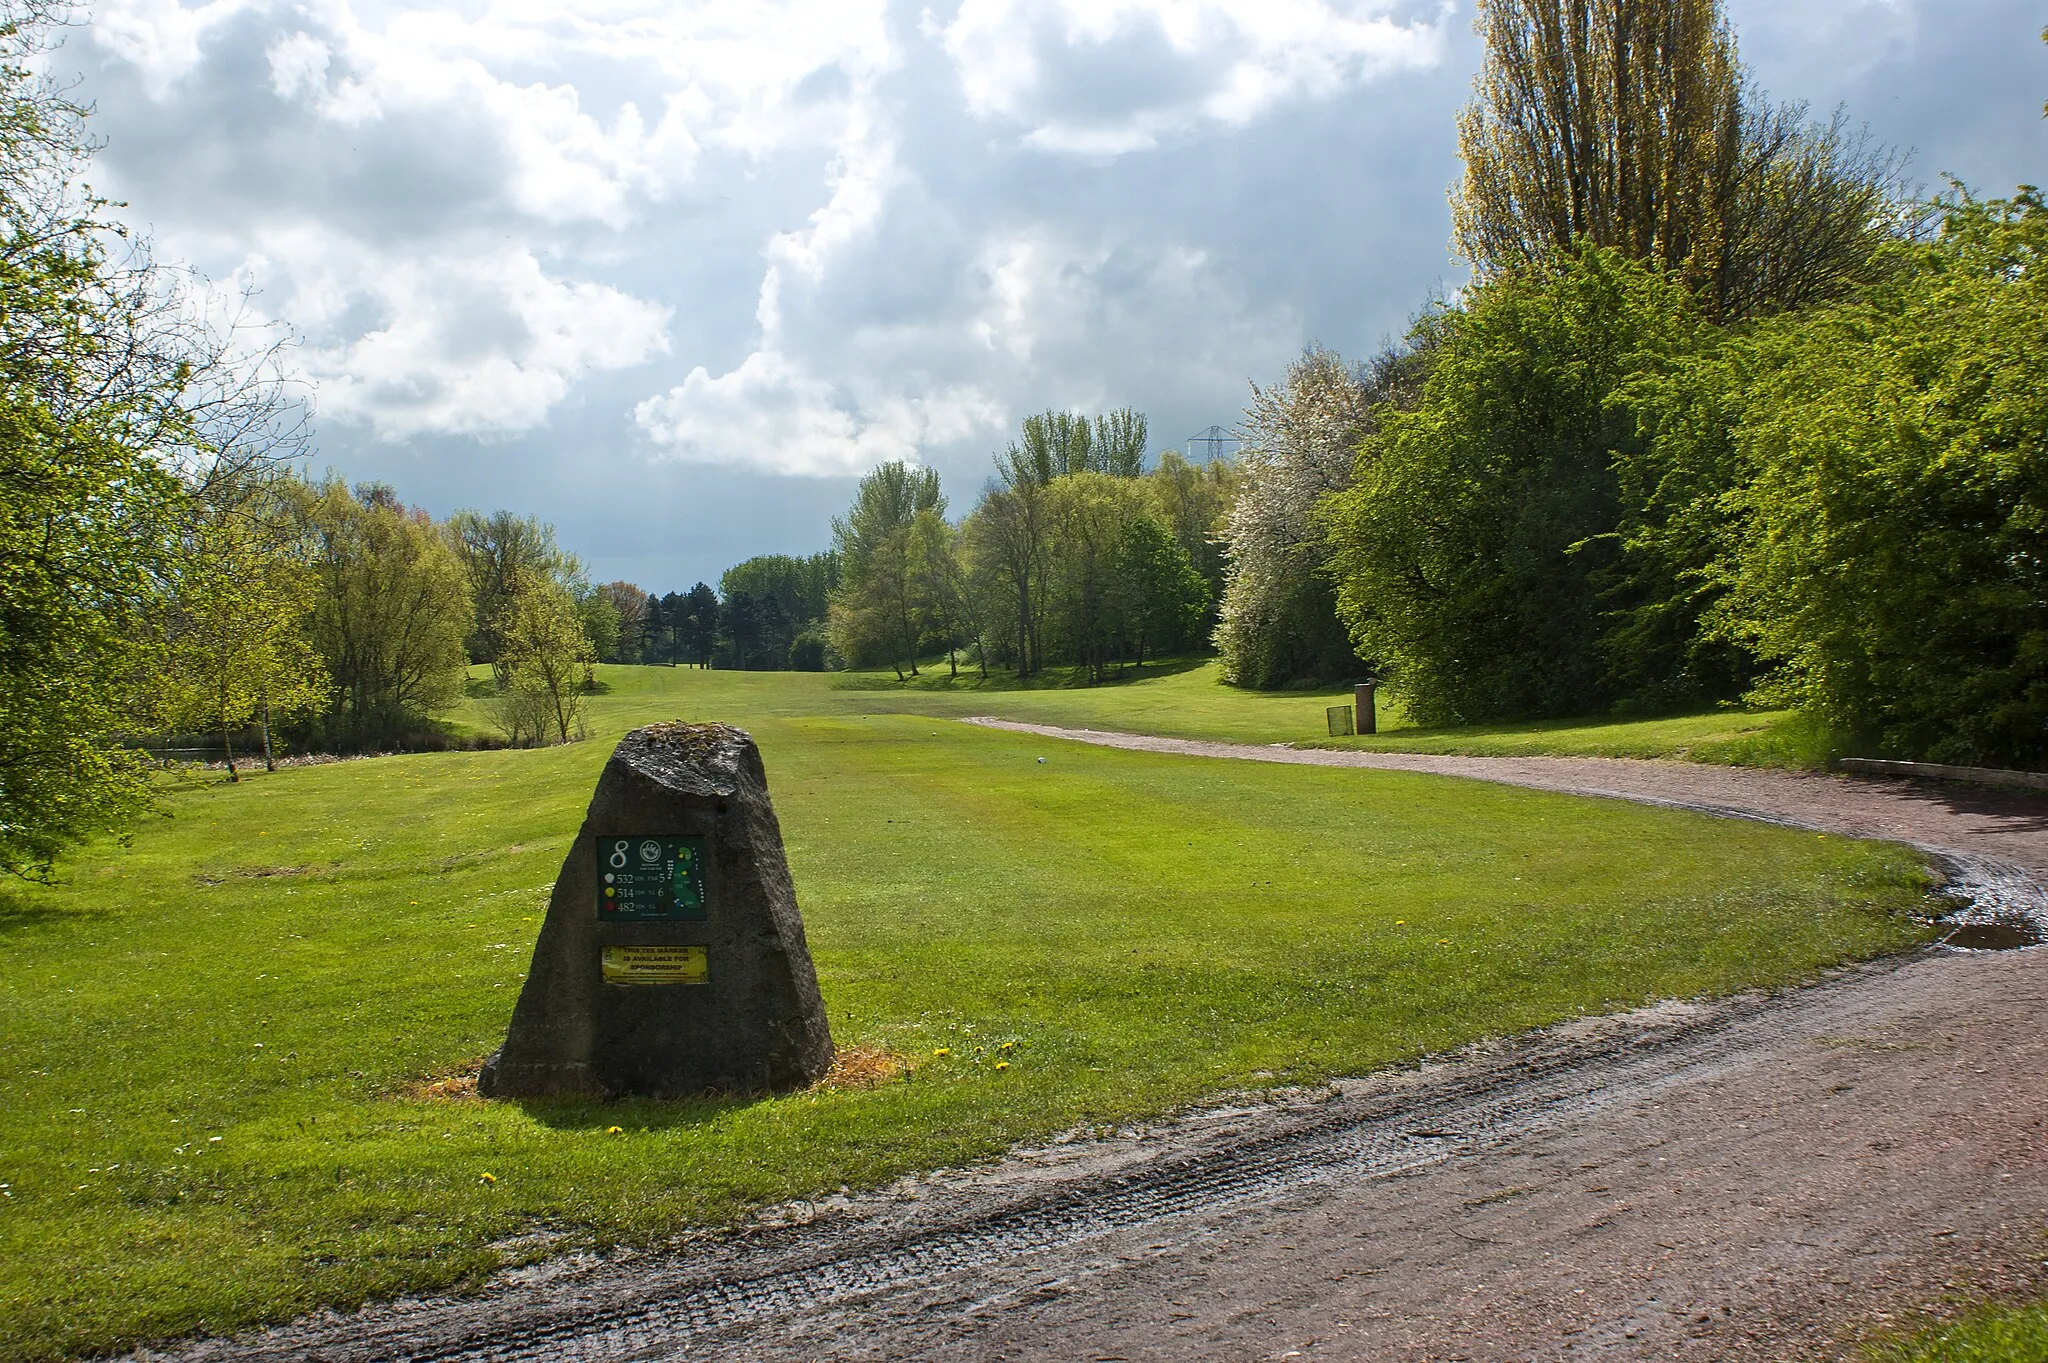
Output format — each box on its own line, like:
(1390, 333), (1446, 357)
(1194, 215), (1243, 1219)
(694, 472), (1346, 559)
(1941, 919), (2043, 951)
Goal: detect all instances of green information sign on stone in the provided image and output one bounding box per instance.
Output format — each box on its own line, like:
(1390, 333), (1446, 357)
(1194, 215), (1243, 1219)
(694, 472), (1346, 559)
(598, 835), (707, 921)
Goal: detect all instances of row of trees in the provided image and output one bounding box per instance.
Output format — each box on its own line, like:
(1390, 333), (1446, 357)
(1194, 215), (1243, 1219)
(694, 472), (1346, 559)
(1214, 0), (2046, 767)
(825, 410), (1236, 682)
(1307, 191), (2047, 768)
(160, 478), (607, 761)
(581, 552), (839, 673)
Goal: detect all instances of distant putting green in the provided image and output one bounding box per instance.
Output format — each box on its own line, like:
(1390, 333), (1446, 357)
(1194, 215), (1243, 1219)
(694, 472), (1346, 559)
(1, 666), (1926, 1359)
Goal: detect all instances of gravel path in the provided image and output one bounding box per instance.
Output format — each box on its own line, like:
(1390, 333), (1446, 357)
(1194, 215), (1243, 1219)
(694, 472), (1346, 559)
(137, 731), (2048, 1363)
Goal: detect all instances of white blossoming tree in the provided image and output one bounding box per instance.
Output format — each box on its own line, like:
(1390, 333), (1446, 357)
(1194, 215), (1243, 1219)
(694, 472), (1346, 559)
(1214, 346), (1386, 689)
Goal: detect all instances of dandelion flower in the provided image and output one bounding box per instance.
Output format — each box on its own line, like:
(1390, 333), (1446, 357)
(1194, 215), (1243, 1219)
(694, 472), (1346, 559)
(999, 1041), (1015, 1051)
(1395, 920), (1406, 926)
(933, 1047), (951, 1057)
(995, 1061), (1010, 1071)
(479, 1172), (498, 1185)
(606, 1125), (623, 1135)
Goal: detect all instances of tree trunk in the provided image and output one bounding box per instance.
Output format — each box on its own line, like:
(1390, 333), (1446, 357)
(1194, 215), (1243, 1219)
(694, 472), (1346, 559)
(223, 724), (239, 783)
(261, 692), (276, 773)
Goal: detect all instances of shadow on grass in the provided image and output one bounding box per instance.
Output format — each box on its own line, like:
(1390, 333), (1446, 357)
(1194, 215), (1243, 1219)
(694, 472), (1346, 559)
(0, 884), (114, 936)
(509, 1091), (773, 1132)
(834, 655), (1213, 694)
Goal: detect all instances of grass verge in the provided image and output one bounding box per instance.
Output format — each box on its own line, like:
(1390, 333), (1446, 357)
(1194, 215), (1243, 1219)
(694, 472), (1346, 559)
(1308, 704), (1815, 763)
(1865, 1302), (2048, 1361)
(0, 667), (1932, 1359)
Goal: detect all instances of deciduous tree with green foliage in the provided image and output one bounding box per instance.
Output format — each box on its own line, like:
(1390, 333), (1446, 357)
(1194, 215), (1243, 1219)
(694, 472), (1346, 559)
(717, 552), (838, 668)
(572, 584), (620, 667)
(827, 461), (942, 678)
(158, 488), (328, 778)
(1, 395), (181, 875)
(1319, 251), (1705, 723)
(1109, 511), (1210, 667)
(446, 509), (573, 677)
(909, 507), (974, 676)
(969, 447), (1055, 675)
(296, 480), (472, 751)
(0, 1), (305, 872)
(1681, 191), (2048, 765)
(1145, 448), (1239, 618)
(491, 571), (590, 746)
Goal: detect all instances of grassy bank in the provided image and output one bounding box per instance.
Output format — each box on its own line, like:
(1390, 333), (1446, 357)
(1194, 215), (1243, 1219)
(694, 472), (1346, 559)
(0, 666), (1929, 1358)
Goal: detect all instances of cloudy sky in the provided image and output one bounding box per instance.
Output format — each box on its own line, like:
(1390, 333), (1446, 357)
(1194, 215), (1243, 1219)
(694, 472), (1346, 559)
(61, 0), (2047, 590)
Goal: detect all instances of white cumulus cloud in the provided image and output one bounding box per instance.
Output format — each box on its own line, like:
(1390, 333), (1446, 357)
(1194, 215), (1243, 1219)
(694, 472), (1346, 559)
(634, 345), (1003, 478)
(940, 0), (1449, 154)
(295, 242), (671, 440)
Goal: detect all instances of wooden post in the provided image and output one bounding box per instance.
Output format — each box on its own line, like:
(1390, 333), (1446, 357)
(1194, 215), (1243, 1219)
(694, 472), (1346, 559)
(1354, 681), (1376, 736)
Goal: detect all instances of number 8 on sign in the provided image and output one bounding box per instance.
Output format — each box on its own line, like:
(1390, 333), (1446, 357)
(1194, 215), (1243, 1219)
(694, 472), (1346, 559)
(609, 841), (629, 869)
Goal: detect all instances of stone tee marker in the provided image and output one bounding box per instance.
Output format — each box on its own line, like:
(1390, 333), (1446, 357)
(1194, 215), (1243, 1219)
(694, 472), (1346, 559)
(479, 722), (833, 1099)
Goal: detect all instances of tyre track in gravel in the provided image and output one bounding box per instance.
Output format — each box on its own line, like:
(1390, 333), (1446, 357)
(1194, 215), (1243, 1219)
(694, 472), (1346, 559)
(149, 958), (2000, 1363)
(138, 730), (2048, 1363)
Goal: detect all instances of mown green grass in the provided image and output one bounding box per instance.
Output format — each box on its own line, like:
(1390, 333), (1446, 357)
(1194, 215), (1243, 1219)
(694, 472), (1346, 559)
(450, 657), (1372, 748)
(0, 665), (1928, 1358)
(1311, 704), (1813, 763)
(1867, 1302), (2048, 1361)
(534, 656), (1801, 759)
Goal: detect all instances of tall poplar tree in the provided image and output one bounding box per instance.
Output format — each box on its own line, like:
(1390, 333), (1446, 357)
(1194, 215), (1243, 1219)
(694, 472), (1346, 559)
(1453, 0), (1899, 319)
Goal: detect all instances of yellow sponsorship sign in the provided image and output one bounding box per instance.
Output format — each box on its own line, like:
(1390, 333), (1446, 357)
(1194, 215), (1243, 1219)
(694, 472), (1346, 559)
(600, 945), (708, 985)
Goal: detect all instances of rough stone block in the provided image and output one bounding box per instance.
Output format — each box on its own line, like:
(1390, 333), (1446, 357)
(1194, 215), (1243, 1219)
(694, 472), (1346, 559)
(480, 722), (833, 1098)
